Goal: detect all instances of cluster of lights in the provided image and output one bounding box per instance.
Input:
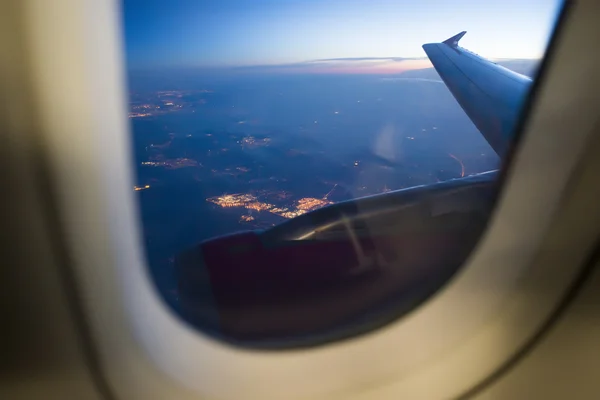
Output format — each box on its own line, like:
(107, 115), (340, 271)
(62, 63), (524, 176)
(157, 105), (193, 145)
(134, 185), (151, 191)
(240, 136), (271, 148)
(246, 202), (274, 212)
(295, 198), (332, 212)
(128, 104), (163, 118)
(141, 158), (198, 169)
(141, 161), (167, 167)
(129, 89), (212, 119)
(207, 194), (259, 208)
(129, 112), (152, 118)
(279, 210), (308, 219)
(207, 194), (332, 219)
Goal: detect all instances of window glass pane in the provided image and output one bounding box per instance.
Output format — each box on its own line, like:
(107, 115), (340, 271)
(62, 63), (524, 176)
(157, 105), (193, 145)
(123, 0), (564, 348)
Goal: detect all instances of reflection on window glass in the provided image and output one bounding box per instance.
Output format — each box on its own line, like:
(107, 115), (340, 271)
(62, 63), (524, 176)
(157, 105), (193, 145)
(124, 0), (563, 348)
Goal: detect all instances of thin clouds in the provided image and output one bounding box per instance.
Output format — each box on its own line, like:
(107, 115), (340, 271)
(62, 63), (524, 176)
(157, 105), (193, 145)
(309, 57), (424, 63)
(380, 77), (444, 83)
(233, 57), (430, 74)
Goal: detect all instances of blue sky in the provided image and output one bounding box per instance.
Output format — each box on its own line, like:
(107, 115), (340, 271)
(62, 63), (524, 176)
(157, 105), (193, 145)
(123, 0), (563, 72)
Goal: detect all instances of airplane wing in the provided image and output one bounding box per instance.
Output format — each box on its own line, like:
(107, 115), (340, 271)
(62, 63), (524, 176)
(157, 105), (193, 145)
(423, 31), (533, 157)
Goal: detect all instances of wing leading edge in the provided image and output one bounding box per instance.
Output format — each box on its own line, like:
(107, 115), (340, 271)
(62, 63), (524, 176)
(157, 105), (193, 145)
(423, 31), (532, 157)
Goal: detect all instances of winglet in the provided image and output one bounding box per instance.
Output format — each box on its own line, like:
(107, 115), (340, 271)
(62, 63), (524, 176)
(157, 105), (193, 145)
(442, 31), (467, 48)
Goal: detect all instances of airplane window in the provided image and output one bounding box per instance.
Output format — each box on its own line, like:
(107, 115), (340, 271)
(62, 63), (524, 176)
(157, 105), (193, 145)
(123, 0), (564, 348)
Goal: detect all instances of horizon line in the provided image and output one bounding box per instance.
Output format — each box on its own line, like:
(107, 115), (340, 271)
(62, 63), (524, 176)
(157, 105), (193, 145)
(127, 56), (541, 74)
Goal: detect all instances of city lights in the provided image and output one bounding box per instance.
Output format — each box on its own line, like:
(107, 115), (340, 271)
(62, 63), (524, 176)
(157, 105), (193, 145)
(207, 194), (332, 219)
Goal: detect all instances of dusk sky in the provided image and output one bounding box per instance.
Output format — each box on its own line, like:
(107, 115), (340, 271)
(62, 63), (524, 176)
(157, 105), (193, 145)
(123, 0), (563, 73)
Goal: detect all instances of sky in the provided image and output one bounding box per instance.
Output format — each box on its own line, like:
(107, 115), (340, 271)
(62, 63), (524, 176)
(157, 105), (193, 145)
(123, 0), (563, 73)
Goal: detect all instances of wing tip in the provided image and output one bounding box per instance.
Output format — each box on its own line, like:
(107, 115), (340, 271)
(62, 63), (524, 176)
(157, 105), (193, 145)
(442, 31), (467, 48)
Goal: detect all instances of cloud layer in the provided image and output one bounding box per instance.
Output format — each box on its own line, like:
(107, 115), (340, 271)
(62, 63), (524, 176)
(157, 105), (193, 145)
(235, 57), (433, 74)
